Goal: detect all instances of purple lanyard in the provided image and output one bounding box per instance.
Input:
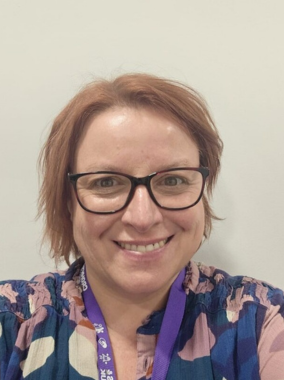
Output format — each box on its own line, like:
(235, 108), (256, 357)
(80, 266), (186, 380)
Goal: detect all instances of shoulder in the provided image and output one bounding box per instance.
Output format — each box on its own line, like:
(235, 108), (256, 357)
(184, 261), (284, 313)
(0, 258), (84, 320)
(183, 262), (284, 378)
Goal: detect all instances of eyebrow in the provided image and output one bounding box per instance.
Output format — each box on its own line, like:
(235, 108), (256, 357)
(82, 161), (199, 173)
(83, 165), (125, 173)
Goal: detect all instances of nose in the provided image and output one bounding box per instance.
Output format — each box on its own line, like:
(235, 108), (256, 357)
(121, 185), (163, 232)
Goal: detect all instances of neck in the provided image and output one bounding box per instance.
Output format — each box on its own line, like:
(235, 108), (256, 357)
(85, 267), (172, 341)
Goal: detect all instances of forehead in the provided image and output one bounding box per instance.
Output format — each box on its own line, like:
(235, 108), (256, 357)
(74, 107), (200, 173)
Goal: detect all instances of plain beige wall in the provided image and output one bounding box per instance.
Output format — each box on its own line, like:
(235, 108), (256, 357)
(0, 0), (283, 288)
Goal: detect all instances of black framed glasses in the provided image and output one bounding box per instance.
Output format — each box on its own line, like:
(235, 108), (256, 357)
(68, 167), (209, 214)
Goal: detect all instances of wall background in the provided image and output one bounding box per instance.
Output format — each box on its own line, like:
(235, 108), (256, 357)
(1, 1), (283, 288)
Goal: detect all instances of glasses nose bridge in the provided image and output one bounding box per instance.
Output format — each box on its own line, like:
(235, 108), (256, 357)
(132, 175), (152, 192)
(127, 174), (156, 208)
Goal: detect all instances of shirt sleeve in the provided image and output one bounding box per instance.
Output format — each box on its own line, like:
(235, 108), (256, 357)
(258, 289), (284, 379)
(0, 310), (22, 378)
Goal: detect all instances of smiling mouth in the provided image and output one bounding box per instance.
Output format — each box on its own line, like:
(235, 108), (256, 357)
(115, 237), (172, 253)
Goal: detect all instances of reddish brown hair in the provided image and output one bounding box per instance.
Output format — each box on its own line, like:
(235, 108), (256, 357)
(38, 73), (223, 265)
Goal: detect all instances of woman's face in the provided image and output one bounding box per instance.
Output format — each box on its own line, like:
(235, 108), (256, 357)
(72, 107), (205, 299)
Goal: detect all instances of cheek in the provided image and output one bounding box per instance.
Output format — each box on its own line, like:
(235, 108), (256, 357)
(180, 203), (205, 254)
(72, 205), (118, 244)
(72, 213), (107, 256)
(171, 202), (205, 233)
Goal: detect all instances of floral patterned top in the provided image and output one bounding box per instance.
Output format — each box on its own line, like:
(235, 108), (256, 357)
(0, 257), (284, 380)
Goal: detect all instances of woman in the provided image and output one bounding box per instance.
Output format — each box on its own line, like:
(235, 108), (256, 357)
(0, 73), (283, 380)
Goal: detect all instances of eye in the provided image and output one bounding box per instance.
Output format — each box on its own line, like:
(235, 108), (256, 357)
(80, 174), (130, 195)
(96, 177), (117, 187)
(152, 171), (194, 194)
(163, 176), (184, 186)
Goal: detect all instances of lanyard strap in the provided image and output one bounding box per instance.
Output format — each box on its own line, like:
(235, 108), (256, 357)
(80, 266), (186, 380)
(150, 268), (186, 380)
(80, 267), (117, 379)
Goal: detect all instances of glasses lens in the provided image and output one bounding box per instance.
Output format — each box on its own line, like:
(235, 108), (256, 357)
(151, 169), (204, 209)
(76, 173), (131, 213)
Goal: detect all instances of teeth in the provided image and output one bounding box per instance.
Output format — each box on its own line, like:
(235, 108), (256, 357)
(119, 239), (167, 253)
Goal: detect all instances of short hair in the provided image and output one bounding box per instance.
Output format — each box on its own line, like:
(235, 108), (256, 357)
(38, 73), (223, 265)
